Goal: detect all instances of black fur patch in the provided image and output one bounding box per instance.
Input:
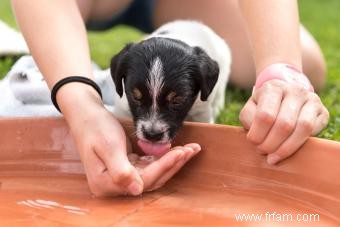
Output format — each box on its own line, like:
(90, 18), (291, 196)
(110, 37), (219, 142)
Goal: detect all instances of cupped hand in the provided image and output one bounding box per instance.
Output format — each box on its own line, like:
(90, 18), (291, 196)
(239, 79), (329, 165)
(128, 143), (201, 192)
(61, 88), (200, 196)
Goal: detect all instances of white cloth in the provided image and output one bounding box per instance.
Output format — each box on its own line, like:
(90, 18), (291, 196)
(0, 55), (116, 117)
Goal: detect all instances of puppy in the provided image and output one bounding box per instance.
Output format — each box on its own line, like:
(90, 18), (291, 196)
(110, 20), (231, 156)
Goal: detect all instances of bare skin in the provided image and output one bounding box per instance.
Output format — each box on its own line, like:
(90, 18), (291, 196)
(153, 0), (329, 164)
(11, 0), (329, 196)
(12, 0), (201, 197)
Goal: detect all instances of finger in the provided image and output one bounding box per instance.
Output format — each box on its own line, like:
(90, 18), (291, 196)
(247, 83), (283, 145)
(267, 101), (319, 165)
(183, 143), (201, 151)
(312, 108), (329, 135)
(91, 171), (126, 197)
(147, 144), (201, 191)
(141, 144), (200, 190)
(102, 148), (140, 187)
(256, 91), (306, 154)
(306, 92), (329, 135)
(95, 140), (143, 196)
(141, 148), (185, 189)
(239, 98), (257, 130)
(132, 145), (198, 170)
(136, 144), (200, 168)
(84, 149), (124, 197)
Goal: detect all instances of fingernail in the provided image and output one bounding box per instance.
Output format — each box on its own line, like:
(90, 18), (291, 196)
(267, 154), (281, 165)
(128, 181), (143, 196)
(193, 148), (200, 155)
(193, 144), (201, 153)
(184, 144), (201, 154)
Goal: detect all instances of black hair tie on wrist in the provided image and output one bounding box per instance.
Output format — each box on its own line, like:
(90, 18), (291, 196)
(51, 76), (103, 113)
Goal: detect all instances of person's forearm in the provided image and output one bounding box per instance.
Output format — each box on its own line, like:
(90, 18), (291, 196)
(12, 0), (93, 86)
(11, 0), (100, 118)
(239, 0), (302, 75)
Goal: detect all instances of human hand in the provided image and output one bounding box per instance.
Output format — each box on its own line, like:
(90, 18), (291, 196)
(58, 84), (200, 196)
(69, 106), (200, 197)
(128, 143), (201, 192)
(239, 79), (329, 165)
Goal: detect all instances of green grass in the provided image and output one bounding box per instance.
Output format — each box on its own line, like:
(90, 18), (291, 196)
(88, 27), (143, 68)
(298, 0), (340, 140)
(0, 0), (339, 141)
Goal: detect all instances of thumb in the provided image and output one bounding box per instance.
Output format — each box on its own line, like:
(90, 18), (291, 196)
(96, 141), (144, 196)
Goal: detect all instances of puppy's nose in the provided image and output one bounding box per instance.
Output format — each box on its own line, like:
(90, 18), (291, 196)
(143, 128), (164, 142)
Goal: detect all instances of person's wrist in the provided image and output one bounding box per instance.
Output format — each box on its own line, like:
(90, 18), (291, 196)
(56, 82), (104, 121)
(254, 63), (314, 92)
(51, 77), (102, 112)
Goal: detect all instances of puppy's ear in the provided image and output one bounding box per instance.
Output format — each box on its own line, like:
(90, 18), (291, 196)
(110, 43), (133, 97)
(193, 47), (219, 101)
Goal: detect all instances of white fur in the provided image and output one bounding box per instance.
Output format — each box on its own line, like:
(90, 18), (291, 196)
(135, 57), (168, 141)
(148, 57), (164, 111)
(148, 20), (231, 123)
(136, 113), (170, 143)
(114, 20), (231, 123)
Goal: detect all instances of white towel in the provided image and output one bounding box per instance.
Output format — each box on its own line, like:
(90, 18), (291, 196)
(0, 55), (116, 117)
(8, 55), (51, 104)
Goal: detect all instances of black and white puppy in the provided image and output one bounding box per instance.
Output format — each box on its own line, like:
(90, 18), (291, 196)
(110, 20), (231, 156)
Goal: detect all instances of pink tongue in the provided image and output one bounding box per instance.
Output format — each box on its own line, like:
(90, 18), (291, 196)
(137, 140), (171, 156)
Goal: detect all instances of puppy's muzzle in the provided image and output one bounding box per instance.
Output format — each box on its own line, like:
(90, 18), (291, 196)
(142, 126), (165, 142)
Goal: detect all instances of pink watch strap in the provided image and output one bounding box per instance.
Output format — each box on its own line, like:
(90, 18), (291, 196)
(255, 63), (314, 92)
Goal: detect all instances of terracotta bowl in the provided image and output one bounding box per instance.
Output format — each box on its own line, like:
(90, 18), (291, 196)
(0, 117), (339, 226)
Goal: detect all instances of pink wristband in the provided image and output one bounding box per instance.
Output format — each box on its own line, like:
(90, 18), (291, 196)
(255, 63), (314, 92)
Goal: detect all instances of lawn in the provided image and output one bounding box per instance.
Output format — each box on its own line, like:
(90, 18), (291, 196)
(0, 0), (339, 141)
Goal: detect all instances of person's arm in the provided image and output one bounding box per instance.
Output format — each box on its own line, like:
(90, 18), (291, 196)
(12, 0), (92, 87)
(11, 0), (200, 196)
(238, 0), (329, 164)
(239, 0), (302, 73)
(11, 0), (98, 120)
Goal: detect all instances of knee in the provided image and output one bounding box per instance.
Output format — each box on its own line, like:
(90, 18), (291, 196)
(229, 50), (256, 90)
(300, 26), (327, 92)
(302, 49), (327, 93)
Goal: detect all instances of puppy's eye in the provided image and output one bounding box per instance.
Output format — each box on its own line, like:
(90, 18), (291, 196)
(132, 88), (142, 102)
(166, 92), (185, 107)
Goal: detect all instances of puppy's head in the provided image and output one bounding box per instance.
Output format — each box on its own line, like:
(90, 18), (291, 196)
(111, 37), (219, 155)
